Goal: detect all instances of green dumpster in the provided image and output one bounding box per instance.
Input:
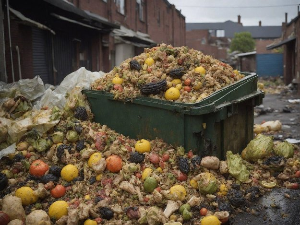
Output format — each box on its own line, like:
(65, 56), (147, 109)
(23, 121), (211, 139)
(83, 73), (264, 159)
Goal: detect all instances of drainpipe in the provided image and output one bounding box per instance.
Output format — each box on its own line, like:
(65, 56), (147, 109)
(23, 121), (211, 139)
(6, 0), (14, 82)
(15, 46), (21, 80)
(0, 0), (7, 82)
(145, 0), (148, 33)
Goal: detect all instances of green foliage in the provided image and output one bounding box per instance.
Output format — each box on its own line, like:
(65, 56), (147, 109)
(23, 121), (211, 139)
(230, 32), (255, 53)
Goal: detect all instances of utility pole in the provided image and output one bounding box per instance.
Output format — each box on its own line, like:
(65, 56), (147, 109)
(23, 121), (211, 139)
(0, 0), (7, 82)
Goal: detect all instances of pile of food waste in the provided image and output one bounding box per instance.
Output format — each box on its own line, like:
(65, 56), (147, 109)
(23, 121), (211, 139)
(91, 44), (245, 103)
(0, 105), (299, 225)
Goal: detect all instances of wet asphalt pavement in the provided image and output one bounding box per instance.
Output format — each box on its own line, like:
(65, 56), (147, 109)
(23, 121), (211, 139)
(230, 92), (300, 225)
(254, 92), (300, 141)
(230, 188), (300, 225)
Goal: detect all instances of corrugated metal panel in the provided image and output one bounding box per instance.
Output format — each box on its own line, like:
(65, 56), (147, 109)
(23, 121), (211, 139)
(53, 34), (74, 84)
(32, 28), (52, 84)
(256, 54), (283, 77)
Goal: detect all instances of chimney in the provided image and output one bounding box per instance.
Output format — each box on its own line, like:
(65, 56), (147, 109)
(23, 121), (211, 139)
(285, 13), (288, 23)
(238, 15), (241, 24)
(259, 21), (261, 26)
(298, 5), (300, 15)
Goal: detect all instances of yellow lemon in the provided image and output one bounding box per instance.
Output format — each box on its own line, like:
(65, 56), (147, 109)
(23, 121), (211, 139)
(135, 139), (151, 153)
(194, 66), (206, 75)
(88, 152), (102, 167)
(61, 164), (79, 182)
(170, 185), (186, 201)
(96, 174), (102, 181)
(156, 167), (163, 173)
(175, 83), (182, 90)
(218, 184), (228, 195)
(84, 219), (97, 225)
(190, 179), (198, 189)
(48, 200), (69, 220)
(142, 168), (153, 180)
(193, 81), (202, 90)
(15, 187), (37, 206)
(201, 215), (221, 225)
(172, 79), (182, 85)
(112, 74), (123, 84)
(145, 57), (155, 66)
(233, 69), (239, 75)
(165, 87), (180, 100)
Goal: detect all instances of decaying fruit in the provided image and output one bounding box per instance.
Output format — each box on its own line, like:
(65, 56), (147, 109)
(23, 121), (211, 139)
(145, 57), (155, 66)
(61, 164), (79, 182)
(84, 219), (97, 225)
(142, 168), (153, 180)
(200, 215), (221, 225)
(140, 80), (167, 95)
(88, 152), (102, 167)
(0, 211), (10, 225)
(106, 155), (122, 173)
(129, 152), (145, 163)
(74, 106), (88, 121)
(194, 66), (206, 75)
(48, 201), (69, 220)
(50, 185), (66, 198)
(129, 60), (141, 70)
(15, 186), (38, 206)
(170, 184), (186, 201)
(29, 160), (49, 177)
(99, 207), (114, 220)
(143, 177), (158, 193)
(112, 74), (123, 85)
(168, 67), (185, 78)
(165, 87), (180, 100)
(135, 139), (151, 153)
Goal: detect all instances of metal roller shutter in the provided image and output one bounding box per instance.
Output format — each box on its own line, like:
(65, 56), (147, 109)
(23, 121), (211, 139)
(32, 27), (52, 84)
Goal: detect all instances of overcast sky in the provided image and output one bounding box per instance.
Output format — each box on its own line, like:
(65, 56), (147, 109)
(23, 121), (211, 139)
(167, 0), (300, 26)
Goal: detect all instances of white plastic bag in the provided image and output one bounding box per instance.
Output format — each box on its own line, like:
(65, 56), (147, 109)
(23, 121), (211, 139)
(34, 67), (105, 110)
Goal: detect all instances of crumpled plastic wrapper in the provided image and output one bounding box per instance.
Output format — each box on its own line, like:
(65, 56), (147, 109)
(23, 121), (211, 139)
(34, 67), (105, 110)
(0, 76), (45, 104)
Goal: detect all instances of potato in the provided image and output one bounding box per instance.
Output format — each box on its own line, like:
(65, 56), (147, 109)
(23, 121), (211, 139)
(2, 195), (25, 221)
(26, 210), (51, 225)
(200, 156), (220, 170)
(7, 219), (24, 225)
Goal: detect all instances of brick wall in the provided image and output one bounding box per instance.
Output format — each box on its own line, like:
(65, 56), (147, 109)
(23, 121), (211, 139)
(186, 30), (227, 60)
(255, 39), (275, 54)
(76, 0), (186, 71)
(146, 0), (171, 44)
(281, 15), (299, 85)
(4, 20), (33, 83)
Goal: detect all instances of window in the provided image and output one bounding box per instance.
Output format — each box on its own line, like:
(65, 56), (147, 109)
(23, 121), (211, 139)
(115, 0), (125, 15)
(137, 0), (144, 21)
(209, 30), (216, 37)
(201, 37), (206, 45)
(216, 30), (225, 37)
(157, 10), (160, 26)
(102, 0), (107, 2)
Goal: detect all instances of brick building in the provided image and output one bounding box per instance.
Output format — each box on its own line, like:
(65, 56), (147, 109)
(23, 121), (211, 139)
(267, 12), (299, 86)
(186, 16), (282, 64)
(0, 0), (185, 84)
